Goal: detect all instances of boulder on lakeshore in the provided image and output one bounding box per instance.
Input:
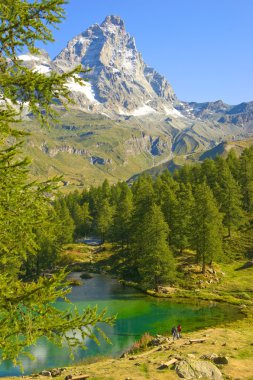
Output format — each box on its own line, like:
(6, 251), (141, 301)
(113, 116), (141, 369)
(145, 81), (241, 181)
(41, 370), (52, 377)
(175, 358), (223, 379)
(51, 368), (64, 377)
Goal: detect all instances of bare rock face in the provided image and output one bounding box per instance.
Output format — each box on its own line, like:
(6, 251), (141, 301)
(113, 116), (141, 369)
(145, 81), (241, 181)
(19, 15), (253, 130)
(53, 15), (176, 114)
(175, 358), (223, 379)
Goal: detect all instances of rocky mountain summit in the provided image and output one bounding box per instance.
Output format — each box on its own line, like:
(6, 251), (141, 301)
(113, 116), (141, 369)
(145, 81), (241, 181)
(17, 15), (253, 187)
(19, 15), (253, 127)
(53, 15), (177, 116)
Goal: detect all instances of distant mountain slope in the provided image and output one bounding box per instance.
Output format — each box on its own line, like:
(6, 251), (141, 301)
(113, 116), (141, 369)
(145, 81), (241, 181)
(15, 15), (253, 188)
(127, 137), (253, 183)
(199, 137), (253, 160)
(23, 109), (176, 189)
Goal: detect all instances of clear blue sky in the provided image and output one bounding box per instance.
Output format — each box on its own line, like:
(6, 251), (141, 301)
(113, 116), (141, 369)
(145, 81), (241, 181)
(41, 0), (253, 105)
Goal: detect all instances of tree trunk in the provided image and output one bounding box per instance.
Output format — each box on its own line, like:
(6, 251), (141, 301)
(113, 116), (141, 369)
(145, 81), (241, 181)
(154, 275), (159, 292)
(202, 253), (206, 274)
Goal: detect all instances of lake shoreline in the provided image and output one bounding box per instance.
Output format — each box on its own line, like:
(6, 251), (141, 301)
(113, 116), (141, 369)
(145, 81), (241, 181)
(59, 251), (253, 380)
(6, 305), (253, 380)
(2, 244), (253, 380)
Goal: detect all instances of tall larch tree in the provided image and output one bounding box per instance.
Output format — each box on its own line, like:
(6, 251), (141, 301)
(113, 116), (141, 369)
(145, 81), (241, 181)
(130, 176), (156, 266)
(0, 0), (113, 365)
(171, 183), (195, 253)
(111, 182), (133, 248)
(135, 204), (175, 290)
(54, 198), (75, 244)
(191, 183), (223, 273)
(215, 161), (245, 237)
(96, 198), (114, 242)
(239, 147), (253, 213)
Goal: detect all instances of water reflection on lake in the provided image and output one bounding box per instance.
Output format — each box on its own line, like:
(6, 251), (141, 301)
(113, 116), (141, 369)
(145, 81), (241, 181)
(0, 273), (242, 375)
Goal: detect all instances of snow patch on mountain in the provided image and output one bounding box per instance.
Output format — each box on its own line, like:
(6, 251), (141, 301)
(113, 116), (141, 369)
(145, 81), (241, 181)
(67, 78), (99, 103)
(53, 15), (176, 114)
(18, 54), (40, 62)
(34, 64), (51, 74)
(132, 105), (157, 116)
(164, 106), (185, 118)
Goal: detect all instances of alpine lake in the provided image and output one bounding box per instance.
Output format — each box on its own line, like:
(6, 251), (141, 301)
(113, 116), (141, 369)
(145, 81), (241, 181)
(0, 273), (243, 376)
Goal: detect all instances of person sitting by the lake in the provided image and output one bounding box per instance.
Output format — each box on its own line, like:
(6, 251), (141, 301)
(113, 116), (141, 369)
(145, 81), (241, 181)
(177, 324), (182, 339)
(171, 326), (177, 341)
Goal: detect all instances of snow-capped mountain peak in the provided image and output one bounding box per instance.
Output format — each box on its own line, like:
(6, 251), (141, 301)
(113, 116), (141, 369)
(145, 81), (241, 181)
(53, 15), (177, 115)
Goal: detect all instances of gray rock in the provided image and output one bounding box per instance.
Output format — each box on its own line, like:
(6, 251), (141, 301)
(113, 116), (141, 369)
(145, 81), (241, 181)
(187, 354), (196, 359)
(51, 368), (63, 377)
(200, 353), (218, 360)
(175, 358), (223, 379)
(53, 15), (176, 115)
(149, 335), (169, 346)
(41, 371), (52, 377)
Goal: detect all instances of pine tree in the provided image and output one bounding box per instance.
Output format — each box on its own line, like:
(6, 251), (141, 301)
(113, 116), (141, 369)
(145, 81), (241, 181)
(0, 147), (114, 365)
(226, 149), (241, 181)
(172, 183), (195, 253)
(101, 179), (111, 199)
(191, 183), (223, 273)
(54, 198), (75, 244)
(239, 147), (253, 212)
(215, 162), (245, 237)
(131, 175), (155, 211)
(111, 182), (133, 247)
(0, 0), (114, 365)
(81, 201), (93, 236)
(130, 176), (155, 265)
(96, 198), (113, 242)
(134, 204), (175, 290)
(23, 207), (62, 277)
(200, 159), (218, 190)
(160, 185), (178, 246)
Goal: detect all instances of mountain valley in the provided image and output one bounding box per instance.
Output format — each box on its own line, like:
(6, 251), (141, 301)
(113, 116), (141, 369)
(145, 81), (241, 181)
(18, 15), (253, 187)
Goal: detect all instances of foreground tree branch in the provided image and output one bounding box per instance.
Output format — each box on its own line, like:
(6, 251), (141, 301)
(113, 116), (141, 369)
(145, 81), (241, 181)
(0, 0), (114, 368)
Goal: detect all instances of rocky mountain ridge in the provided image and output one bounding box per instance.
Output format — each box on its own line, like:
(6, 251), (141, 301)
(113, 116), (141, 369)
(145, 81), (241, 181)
(17, 15), (253, 187)
(53, 15), (176, 115)
(18, 15), (253, 126)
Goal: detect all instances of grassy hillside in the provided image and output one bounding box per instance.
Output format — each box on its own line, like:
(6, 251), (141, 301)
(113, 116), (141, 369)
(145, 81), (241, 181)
(20, 109), (176, 189)
(127, 137), (253, 182)
(16, 106), (253, 190)
(199, 137), (253, 160)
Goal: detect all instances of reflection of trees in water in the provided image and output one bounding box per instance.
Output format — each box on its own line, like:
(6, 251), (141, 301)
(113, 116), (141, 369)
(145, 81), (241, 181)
(0, 275), (242, 376)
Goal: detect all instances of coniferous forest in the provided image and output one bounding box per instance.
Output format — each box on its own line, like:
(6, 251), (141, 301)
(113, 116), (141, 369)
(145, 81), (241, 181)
(1, 1), (253, 375)
(47, 148), (253, 290)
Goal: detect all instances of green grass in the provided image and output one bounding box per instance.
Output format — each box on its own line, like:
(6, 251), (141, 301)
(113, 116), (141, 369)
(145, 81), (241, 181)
(62, 241), (253, 311)
(19, 109), (174, 188)
(217, 262), (253, 293)
(19, 106), (253, 190)
(140, 363), (150, 378)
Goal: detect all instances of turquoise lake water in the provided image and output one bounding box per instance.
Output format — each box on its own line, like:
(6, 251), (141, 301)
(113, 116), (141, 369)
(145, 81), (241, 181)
(0, 273), (242, 376)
